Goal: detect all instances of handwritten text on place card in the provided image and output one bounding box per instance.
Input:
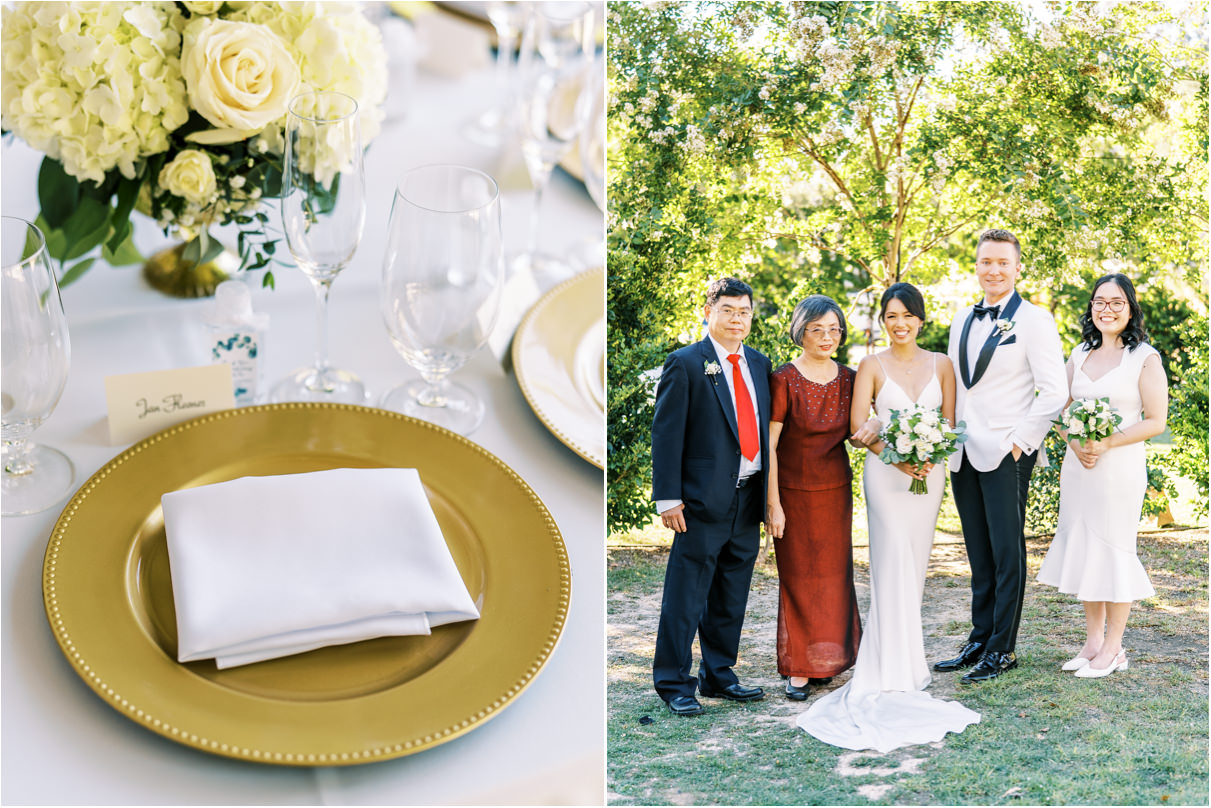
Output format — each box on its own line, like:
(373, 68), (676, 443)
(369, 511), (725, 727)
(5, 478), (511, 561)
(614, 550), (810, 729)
(104, 364), (235, 445)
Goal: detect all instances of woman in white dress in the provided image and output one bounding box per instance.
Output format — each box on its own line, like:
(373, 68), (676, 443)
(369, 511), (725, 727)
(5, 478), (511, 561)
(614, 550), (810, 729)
(799, 283), (979, 753)
(1037, 273), (1168, 678)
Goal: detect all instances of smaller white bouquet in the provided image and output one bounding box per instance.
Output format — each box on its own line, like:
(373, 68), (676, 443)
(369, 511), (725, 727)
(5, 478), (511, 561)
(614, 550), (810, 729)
(1054, 397), (1121, 443)
(878, 405), (967, 494)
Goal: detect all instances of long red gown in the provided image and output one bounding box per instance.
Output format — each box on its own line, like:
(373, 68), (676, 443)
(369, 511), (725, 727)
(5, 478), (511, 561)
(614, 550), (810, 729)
(770, 361), (862, 678)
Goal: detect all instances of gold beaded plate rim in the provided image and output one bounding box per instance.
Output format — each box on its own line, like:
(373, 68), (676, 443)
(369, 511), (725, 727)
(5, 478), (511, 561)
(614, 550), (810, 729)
(41, 403), (570, 766)
(512, 267), (605, 469)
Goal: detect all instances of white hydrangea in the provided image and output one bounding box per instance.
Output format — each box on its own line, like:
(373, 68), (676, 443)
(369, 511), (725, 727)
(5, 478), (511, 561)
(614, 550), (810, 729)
(1, 1), (190, 183)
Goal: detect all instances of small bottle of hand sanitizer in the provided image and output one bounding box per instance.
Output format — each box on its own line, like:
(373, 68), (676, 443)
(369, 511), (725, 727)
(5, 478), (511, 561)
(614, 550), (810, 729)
(206, 281), (269, 406)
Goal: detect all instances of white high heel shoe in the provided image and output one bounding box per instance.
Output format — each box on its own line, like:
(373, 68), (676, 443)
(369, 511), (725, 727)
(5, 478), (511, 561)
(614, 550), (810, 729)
(1074, 651), (1128, 678)
(1061, 655), (1091, 671)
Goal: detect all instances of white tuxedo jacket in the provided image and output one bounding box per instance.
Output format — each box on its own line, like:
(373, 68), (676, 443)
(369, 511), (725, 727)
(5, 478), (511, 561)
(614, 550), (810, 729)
(948, 295), (1068, 473)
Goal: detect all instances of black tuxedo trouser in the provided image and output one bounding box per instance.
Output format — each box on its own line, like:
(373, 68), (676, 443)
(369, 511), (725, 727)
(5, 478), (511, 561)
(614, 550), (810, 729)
(652, 482), (761, 702)
(950, 450), (1036, 653)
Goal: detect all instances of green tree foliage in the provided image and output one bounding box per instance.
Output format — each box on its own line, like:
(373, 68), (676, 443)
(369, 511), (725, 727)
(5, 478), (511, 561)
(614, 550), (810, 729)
(608, 0), (1208, 531)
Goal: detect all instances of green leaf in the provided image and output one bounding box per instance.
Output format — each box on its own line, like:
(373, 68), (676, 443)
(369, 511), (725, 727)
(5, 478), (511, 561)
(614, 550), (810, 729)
(107, 176), (140, 253)
(58, 256), (96, 288)
(33, 214), (68, 259)
(262, 270), (276, 290)
(101, 224), (143, 266)
(38, 158), (79, 229)
(197, 231), (224, 265)
(62, 197), (110, 260)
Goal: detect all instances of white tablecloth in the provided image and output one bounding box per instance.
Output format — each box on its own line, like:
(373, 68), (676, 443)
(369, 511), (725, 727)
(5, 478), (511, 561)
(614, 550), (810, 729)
(0, 36), (605, 806)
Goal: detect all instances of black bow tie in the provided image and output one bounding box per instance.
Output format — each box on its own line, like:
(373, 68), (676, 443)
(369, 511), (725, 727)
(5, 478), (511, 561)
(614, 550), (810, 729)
(973, 303), (1001, 320)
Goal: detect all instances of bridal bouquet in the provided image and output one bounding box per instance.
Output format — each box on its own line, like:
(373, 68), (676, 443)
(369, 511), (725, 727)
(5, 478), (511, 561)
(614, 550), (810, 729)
(878, 404), (967, 494)
(0, 2), (388, 288)
(1054, 397), (1121, 443)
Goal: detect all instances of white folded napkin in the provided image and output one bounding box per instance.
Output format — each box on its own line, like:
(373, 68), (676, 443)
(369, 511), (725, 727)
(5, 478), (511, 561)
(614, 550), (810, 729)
(161, 467), (479, 669)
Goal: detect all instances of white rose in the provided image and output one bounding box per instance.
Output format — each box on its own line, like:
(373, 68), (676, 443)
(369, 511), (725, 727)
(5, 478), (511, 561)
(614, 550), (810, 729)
(182, 19), (300, 144)
(913, 421), (932, 436)
(1068, 417), (1085, 435)
(925, 427), (943, 443)
(895, 435), (914, 455)
(158, 148), (217, 206)
(182, 1), (224, 14)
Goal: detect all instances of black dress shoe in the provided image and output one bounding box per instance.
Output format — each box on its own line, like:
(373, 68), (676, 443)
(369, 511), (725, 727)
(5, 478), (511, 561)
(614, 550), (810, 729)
(961, 650), (1018, 683)
(809, 677), (832, 685)
(666, 695), (705, 716)
(785, 680), (809, 701)
(698, 681), (765, 702)
(933, 641), (985, 672)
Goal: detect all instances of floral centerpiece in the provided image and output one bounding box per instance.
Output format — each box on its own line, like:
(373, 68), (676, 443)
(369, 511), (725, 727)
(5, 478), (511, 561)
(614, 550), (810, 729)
(1054, 397), (1122, 444)
(878, 404), (967, 494)
(1, 1), (388, 293)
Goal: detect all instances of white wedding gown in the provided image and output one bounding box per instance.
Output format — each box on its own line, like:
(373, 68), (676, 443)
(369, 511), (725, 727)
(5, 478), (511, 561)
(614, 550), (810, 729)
(798, 359), (980, 752)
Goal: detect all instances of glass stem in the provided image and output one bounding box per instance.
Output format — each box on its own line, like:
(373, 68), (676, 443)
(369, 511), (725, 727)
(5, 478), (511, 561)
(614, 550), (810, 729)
(3, 437), (33, 476)
(527, 165), (554, 259)
(311, 276), (334, 377)
(417, 374), (449, 408)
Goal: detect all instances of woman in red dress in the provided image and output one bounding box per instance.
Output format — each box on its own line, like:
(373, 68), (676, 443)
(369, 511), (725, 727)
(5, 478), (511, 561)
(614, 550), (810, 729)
(765, 295), (865, 701)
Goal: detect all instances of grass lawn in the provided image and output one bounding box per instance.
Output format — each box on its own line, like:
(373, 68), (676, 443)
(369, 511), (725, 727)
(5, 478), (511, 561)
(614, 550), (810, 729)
(607, 526), (1208, 805)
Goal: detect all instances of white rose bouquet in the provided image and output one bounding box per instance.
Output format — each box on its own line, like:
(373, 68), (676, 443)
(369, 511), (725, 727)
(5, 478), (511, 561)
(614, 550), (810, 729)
(878, 404), (967, 494)
(1, 1), (388, 289)
(1053, 397), (1121, 443)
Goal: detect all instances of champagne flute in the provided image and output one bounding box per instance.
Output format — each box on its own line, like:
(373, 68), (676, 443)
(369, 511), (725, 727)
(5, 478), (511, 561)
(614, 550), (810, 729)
(271, 91), (367, 404)
(1, 216), (73, 516)
(463, 1), (530, 146)
(380, 165), (504, 435)
(511, 2), (594, 285)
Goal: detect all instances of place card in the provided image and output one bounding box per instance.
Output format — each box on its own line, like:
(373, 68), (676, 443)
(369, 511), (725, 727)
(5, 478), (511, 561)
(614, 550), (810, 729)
(104, 364), (235, 445)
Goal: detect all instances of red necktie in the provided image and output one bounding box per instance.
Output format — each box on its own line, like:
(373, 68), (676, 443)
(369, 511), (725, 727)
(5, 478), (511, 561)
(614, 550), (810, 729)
(727, 353), (759, 462)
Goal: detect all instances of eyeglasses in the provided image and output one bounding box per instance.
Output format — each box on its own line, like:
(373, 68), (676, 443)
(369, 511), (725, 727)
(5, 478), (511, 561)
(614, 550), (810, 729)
(806, 326), (843, 339)
(715, 306), (753, 321)
(1091, 299), (1127, 312)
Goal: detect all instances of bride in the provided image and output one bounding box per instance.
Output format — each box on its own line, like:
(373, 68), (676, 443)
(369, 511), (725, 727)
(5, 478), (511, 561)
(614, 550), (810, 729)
(798, 283), (979, 753)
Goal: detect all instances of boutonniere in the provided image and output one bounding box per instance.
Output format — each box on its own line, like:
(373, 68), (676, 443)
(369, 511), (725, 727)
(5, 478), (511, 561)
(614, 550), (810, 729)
(995, 318), (1015, 336)
(704, 360), (722, 381)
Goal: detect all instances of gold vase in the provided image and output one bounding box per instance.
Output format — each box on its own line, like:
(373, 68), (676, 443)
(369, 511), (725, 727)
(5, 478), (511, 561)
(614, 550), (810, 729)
(142, 241), (241, 298)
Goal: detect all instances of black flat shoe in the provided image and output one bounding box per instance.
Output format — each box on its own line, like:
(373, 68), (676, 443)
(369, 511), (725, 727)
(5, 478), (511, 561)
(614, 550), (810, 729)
(785, 680), (809, 701)
(666, 695), (705, 716)
(698, 681), (764, 702)
(934, 641), (985, 672)
(961, 650), (1018, 683)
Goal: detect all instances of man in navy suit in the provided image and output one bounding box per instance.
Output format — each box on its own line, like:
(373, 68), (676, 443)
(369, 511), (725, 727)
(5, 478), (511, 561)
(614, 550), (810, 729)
(651, 277), (773, 716)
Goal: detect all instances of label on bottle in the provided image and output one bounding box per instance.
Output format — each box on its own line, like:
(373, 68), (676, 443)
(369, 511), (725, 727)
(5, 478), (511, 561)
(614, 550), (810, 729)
(211, 330), (260, 405)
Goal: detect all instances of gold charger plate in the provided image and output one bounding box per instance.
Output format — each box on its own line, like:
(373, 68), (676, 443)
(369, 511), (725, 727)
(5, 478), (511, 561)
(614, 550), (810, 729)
(42, 403), (569, 766)
(512, 268), (605, 469)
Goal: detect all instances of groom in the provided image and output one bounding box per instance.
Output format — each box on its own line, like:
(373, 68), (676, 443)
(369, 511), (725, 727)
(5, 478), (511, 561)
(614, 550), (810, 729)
(651, 277), (772, 716)
(938, 229), (1067, 683)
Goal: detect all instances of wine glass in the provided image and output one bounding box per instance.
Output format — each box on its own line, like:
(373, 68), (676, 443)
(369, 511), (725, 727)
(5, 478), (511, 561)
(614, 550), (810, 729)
(511, 2), (595, 285)
(271, 91), (367, 404)
(573, 52), (606, 268)
(463, 1), (530, 146)
(1, 216), (73, 516)
(380, 165), (504, 435)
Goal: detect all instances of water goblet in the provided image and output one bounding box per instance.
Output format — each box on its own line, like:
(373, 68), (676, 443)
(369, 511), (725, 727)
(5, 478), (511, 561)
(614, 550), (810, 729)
(1, 216), (73, 516)
(511, 1), (595, 285)
(271, 91), (367, 404)
(380, 165), (504, 435)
